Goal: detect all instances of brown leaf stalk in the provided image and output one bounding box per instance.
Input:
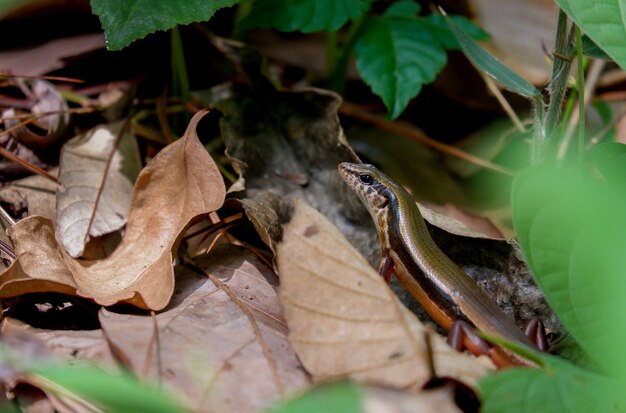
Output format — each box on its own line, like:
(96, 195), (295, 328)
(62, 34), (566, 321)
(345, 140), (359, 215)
(340, 101), (514, 176)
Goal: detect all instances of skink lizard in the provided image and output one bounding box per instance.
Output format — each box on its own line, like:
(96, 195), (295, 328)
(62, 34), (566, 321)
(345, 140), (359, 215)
(339, 162), (537, 366)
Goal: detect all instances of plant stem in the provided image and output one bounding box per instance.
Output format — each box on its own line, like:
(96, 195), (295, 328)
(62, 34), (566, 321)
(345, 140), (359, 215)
(231, 1), (254, 40)
(171, 26), (191, 131)
(575, 25), (585, 165)
(326, 14), (368, 93)
(544, 10), (573, 138)
(532, 94), (545, 164)
(171, 27), (190, 103)
(326, 31), (339, 74)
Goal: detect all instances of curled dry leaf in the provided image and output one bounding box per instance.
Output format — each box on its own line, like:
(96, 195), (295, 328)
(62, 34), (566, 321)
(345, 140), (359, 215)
(2, 79), (70, 148)
(419, 202), (503, 240)
(0, 169), (58, 221)
(99, 245), (309, 413)
(0, 111), (226, 310)
(277, 200), (494, 391)
(56, 121), (141, 257)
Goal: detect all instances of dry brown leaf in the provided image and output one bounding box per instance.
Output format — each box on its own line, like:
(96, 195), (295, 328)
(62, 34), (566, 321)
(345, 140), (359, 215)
(0, 216), (77, 297)
(0, 169), (58, 221)
(419, 202), (503, 240)
(277, 200), (494, 391)
(0, 111), (226, 310)
(56, 121), (141, 257)
(99, 245), (309, 413)
(1, 317), (118, 372)
(3, 79), (70, 148)
(0, 33), (104, 76)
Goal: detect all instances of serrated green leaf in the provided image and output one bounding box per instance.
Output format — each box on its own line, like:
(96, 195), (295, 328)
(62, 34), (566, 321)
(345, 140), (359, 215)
(480, 352), (626, 413)
(33, 364), (184, 413)
(239, 0), (368, 32)
(445, 14), (538, 98)
(90, 0), (238, 50)
(425, 14), (489, 50)
(557, 0), (626, 70)
(266, 381), (362, 413)
(512, 165), (626, 379)
(354, 16), (447, 119)
(384, 0), (420, 17)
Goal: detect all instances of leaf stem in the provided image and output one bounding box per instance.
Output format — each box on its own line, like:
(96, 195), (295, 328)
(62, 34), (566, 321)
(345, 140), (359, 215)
(171, 27), (190, 103)
(531, 93), (545, 164)
(326, 14), (368, 93)
(171, 26), (191, 131)
(544, 10), (574, 138)
(326, 31), (339, 74)
(575, 25), (585, 165)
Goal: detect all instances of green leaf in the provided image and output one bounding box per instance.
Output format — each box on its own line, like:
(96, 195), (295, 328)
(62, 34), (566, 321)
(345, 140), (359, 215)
(557, 0), (626, 70)
(266, 381), (362, 413)
(581, 35), (612, 60)
(354, 16), (447, 119)
(33, 364), (184, 413)
(592, 142), (626, 182)
(425, 14), (489, 50)
(238, 0), (368, 32)
(480, 352), (626, 413)
(384, 0), (420, 17)
(445, 14), (539, 98)
(512, 165), (626, 379)
(90, 0), (238, 50)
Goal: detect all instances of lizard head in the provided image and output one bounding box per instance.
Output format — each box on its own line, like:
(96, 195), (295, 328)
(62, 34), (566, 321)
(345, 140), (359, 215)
(338, 162), (393, 214)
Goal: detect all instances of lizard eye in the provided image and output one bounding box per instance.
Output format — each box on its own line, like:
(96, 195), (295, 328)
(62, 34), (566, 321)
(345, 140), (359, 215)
(359, 174), (374, 184)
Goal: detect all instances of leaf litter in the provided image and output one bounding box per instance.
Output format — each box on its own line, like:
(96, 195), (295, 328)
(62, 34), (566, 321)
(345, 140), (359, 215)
(0, 111), (226, 309)
(0, 43), (522, 412)
(99, 244), (309, 412)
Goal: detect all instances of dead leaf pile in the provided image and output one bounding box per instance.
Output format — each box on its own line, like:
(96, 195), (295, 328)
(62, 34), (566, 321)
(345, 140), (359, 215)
(99, 245), (309, 412)
(0, 43), (521, 412)
(0, 111), (226, 310)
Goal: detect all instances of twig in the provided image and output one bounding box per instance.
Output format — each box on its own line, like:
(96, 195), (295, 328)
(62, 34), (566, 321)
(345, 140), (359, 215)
(82, 115), (134, 245)
(0, 204), (16, 226)
(0, 73), (85, 83)
(339, 101), (514, 176)
(183, 213), (244, 241)
(0, 107), (96, 121)
(480, 72), (527, 133)
(0, 239), (15, 260)
(0, 145), (57, 183)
